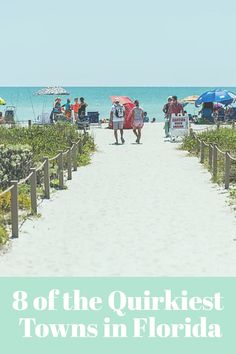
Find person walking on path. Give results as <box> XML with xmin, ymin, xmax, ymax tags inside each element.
<box><xmin>163</xmin><ymin>96</ymin><xmax>172</xmax><ymax>137</ymax></box>
<box><xmin>131</xmin><ymin>100</ymin><xmax>144</xmax><ymax>144</ymax></box>
<box><xmin>110</xmin><ymin>98</ymin><xmax>125</xmax><ymax>145</ymax></box>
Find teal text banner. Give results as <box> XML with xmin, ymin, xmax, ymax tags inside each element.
<box><xmin>0</xmin><ymin>278</ymin><xmax>235</xmax><ymax>354</ymax></box>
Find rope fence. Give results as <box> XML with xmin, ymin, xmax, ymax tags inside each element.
<box><xmin>0</xmin><ymin>135</ymin><xmax>86</xmax><ymax>238</ymax></box>
<box><xmin>190</xmin><ymin>127</ymin><xmax>236</xmax><ymax>190</ymax></box>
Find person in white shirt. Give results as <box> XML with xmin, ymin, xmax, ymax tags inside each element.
<box><xmin>110</xmin><ymin>97</ymin><xmax>125</xmax><ymax>145</ymax></box>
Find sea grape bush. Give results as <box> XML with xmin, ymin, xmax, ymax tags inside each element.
<box><xmin>0</xmin><ymin>123</ymin><xmax>95</xmax><ymax>241</ymax></box>
<box><xmin>0</xmin><ymin>123</ymin><xmax>81</xmax><ymax>160</ymax></box>
<box><xmin>182</xmin><ymin>127</ymin><xmax>236</xmax><ymax>153</ymax></box>
<box><xmin>0</xmin><ymin>145</ymin><xmax>33</xmax><ymax>189</ymax></box>
<box><xmin>181</xmin><ymin>127</ymin><xmax>236</xmax><ymax>185</ymax></box>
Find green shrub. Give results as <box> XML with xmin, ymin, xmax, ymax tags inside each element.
<box><xmin>0</xmin><ymin>145</ymin><xmax>33</xmax><ymax>189</ymax></box>
<box><xmin>0</xmin><ymin>123</ymin><xmax>81</xmax><ymax>160</ymax></box>
<box><xmin>181</xmin><ymin>127</ymin><xmax>236</xmax><ymax>185</ymax></box>
<box><xmin>0</xmin><ymin>124</ymin><xmax>95</xmax><ymax>235</ymax></box>
<box><xmin>0</xmin><ymin>225</ymin><xmax>8</xmax><ymax>246</ymax></box>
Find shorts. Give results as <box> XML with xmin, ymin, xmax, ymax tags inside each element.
<box><xmin>113</xmin><ymin>121</ymin><xmax>124</xmax><ymax>130</ymax></box>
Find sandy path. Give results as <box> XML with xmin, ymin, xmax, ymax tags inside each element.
<box><xmin>0</xmin><ymin>123</ymin><xmax>236</xmax><ymax>276</ymax></box>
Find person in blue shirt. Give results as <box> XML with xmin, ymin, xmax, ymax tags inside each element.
<box><xmin>62</xmin><ymin>98</ymin><xmax>71</xmax><ymax>119</ymax></box>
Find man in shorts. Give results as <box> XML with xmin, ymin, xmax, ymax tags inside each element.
<box><xmin>110</xmin><ymin>97</ymin><xmax>125</xmax><ymax>145</ymax></box>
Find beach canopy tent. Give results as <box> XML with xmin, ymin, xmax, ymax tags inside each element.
<box><xmin>195</xmin><ymin>89</ymin><xmax>236</xmax><ymax>107</ymax></box>
<box><xmin>0</xmin><ymin>97</ymin><xmax>6</xmax><ymax>105</ymax></box>
<box><xmin>35</xmin><ymin>86</ymin><xmax>70</xmax><ymax>96</ymax></box>
<box><xmin>110</xmin><ymin>96</ymin><xmax>135</xmax><ymax>129</ymax></box>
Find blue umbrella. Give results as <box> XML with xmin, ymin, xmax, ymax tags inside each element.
<box><xmin>195</xmin><ymin>89</ymin><xmax>236</xmax><ymax>107</ymax></box>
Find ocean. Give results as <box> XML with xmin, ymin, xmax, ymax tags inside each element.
<box><xmin>0</xmin><ymin>87</ymin><xmax>235</xmax><ymax>122</ymax></box>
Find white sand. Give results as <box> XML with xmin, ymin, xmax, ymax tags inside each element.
<box><xmin>0</xmin><ymin>123</ymin><xmax>236</xmax><ymax>276</ymax></box>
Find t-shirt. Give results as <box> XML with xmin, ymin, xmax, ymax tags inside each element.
<box><xmin>111</xmin><ymin>104</ymin><xmax>125</xmax><ymax>122</ymax></box>
<box><xmin>168</xmin><ymin>102</ymin><xmax>183</xmax><ymax>115</ymax></box>
<box><xmin>64</xmin><ymin>102</ymin><xmax>71</xmax><ymax>111</ymax></box>
<box><xmin>72</xmin><ymin>103</ymin><xmax>80</xmax><ymax>113</ymax></box>
<box><xmin>78</xmin><ymin>103</ymin><xmax>87</xmax><ymax>116</ymax></box>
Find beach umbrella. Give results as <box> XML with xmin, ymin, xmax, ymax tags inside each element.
<box><xmin>195</xmin><ymin>89</ymin><xmax>236</xmax><ymax>107</ymax></box>
<box><xmin>35</xmin><ymin>86</ymin><xmax>70</xmax><ymax>96</ymax></box>
<box><xmin>180</xmin><ymin>95</ymin><xmax>199</xmax><ymax>105</ymax></box>
<box><xmin>110</xmin><ymin>96</ymin><xmax>134</xmax><ymax>105</ymax></box>
<box><xmin>0</xmin><ymin>97</ymin><xmax>6</xmax><ymax>105</ymax></box>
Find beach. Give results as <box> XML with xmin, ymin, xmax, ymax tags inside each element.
<box><xmin>0</xmin><ymin>123</ymin><xmax>236</xmax><ymax>276</ymax></box>
<box><xmin>1</xmin><ymin>86</ymin><xmax>236</xmax><ymax>122</ymax></box>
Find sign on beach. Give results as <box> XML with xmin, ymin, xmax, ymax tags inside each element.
<box><xmin>169</xmin><ymin>114</ymin><xmax>189</xmax><ymax>139</ymax></box>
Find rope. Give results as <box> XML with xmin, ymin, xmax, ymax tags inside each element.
<box><xmin>18</xmin><ymin>172</ymin><xmax>34</xmax><ymax>185</ymax></box>
<box><xmin>36</xmin><ymin>160</ymin><xmax>46</xmax><ymax>172</ymax></box>
<box><xmin>0</xmin><ymin>185</ymin><xmax>14</xmax><ymax>197</ymax></box>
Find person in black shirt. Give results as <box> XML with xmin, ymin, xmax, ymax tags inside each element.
<box><xmin>78</xmin><ymin>97</ymin><xmax>88</xmax><ymax>119</ymax></box>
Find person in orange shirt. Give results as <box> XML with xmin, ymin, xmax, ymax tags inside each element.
<box><xmin>72</xmin><ymin>98</ymin><xmax>80</xmax><ymax>121</ymax></box>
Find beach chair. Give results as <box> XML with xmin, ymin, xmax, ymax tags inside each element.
<box><xmin>4</xmin><ymin>106</ymin><xmax>16</xmax><ymax>124</ymax></box>
<box><xmin>77</xmin><ymin>116</ymin><xmax>90</xmax><ymax>131</ymax></box>
<box><xmin>87</xmin><ymin>112</ymin><xmax>101</xmax><ymax>128</ymax></box>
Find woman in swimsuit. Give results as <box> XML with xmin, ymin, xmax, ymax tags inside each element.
<box><xmin>131</xmin><ymin>100</ymin><xmax>144</xmax><ymax>144</ymax></box>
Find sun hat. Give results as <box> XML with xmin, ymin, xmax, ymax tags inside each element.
<box><xmin>114</xmin><ymin>97</ymin><xmax>120</xmax><ymax>102</ymax></box>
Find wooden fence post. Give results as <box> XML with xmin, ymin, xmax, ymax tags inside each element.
<box><xmin>28</xmin><ymin>120</ymin><xmax>32</xmax><ymax>128</ymax></box>
<box><xmin>224</xmin><ymin>151</ymin><xmax>231</xmax><ymax>189</ymax></box>
<box><xmin>30</xmin><ymin>168</ymin><xmax>37</xmax><ymax>214</ymax></box>
<box><xmin>78</xmin><ymin>139</ymin><xmax>83</xmax><ymax>154</ymax></box>
<box><xmin>58</xmin><ymin>150</ymin><xmax>64</xmax><ymax>189</ymax></box>
<box><xmin>200</xmin><ymin>141</ymin><xmax>205</xmax><ymax>163</ymax></box>
<box><xmin>217</xmin><ymin>122</ymin><xmax>220</xmax><ymax>130</ymax></box>
<box><xmin>232</xmin><ymin>121</ymin><xmax>235</xmax><ymax>130</ymax></box>
<box><xmin>196</xmin><ymin>139</ymin><xmax>200</xmax><ymax>155</ymax></box>
<box><xmin>67</xmin><ymin>148</ymin><xmax>72</xmax><ymax>180</ymax></box>
<box><xmin>43</xmin><ymin>157</ymin><xmax>50</xmax><ymax>199</ymax></box>
<box><xmin>11</xmin><ymin>181</ymin><xmax>19</xmax><ymax>238</ymax></box>
<box><xmin>208</xmin><ymin>144</ymin><xmax>213</xmax><ymax>169</ymax></box>
<box><xmin>212</xmin><ymin>144</ymin><xmax>218</xmax><ymax>179</ymax></box>
<box><xmin>72</xmin><ymin>143</ymin><xmax>77</xmax><ymax>171</ymax></box>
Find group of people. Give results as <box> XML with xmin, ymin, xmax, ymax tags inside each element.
<box><xmin>109</xmin><ymin>96</ymin><xmax>185</xmax><ymax>145</ymax></box>
<box><xmin>110</xmin><ymin>98</ymin><xmax>145</xmax><ymax>145</ymax></box>
<box><xmin>50</xmin><ymin>97</ymin><xmax>88</xmax><ymax>123</ymax></box>
<box><xmin>162</xmin><ymin>96</ymin><xmax>184</xmax><ymax>138</ymax></box>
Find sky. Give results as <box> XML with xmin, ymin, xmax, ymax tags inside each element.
<box><xmin>0</xmin><ymin>0</ymin><xmax>236</xmax><ymax>86</ymax></box>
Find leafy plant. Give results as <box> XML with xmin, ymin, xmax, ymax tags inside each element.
<box><xmin>181</xmin><ymin>127</ymin><xmax>236</xmax><ymax>186</ymax></box>
<box><xmin>0</xmin><ymin>145</ymin><xmax>33</xmax><ymax>189</ymax></box>
<box><xmin>0</xmin><ymin>225</ymin><xmax>8</xmax><ymax>246</ymax></box>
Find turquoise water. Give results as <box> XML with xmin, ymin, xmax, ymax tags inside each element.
<box><xmin>0</xmin><ymin>87</ymin><xmax>236</xmax><ymax>122</ymax></box>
